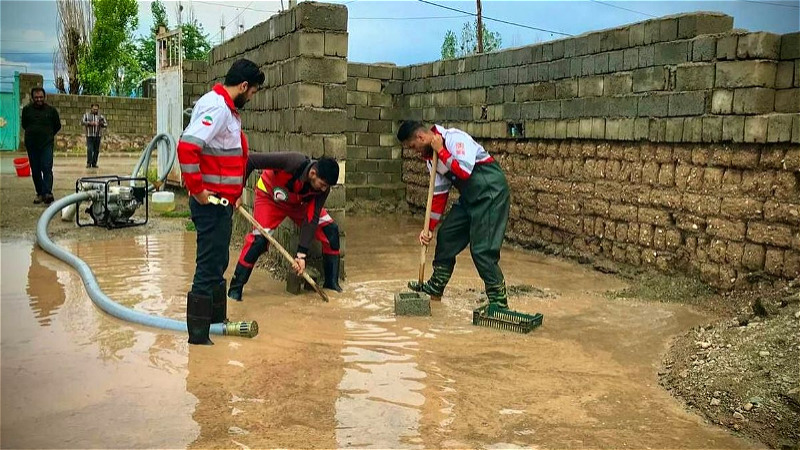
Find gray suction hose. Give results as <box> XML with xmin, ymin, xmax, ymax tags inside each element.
<box><xmin>131</xmin><ymin>132</ymin><xmax>176</xmax><ymax>191</ymax></box>
<box><xmin>34</xmin><ymin>135</ymin><xmax>258</xmax><ymax>339</ymax></box>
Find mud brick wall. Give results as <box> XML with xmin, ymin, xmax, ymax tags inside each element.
<box><xmin>345</xmin><ymin>62</ymin><xmax>405</xmax><ymax>201</ymax></box>
<box><xmin>399</xmin><ymin>13</ymin><xmax>800</xmax><ymax>287</ymax></box>
<box><xmin>206</xmin><ymin>2</ymin><xmax>349</xmax><ymax>278</ymax></box>
<box><xmin>182</xmin><ymin>60</ymin><xmax>209</xmax><ymax>128</ymax></box>
<box><xmin>17</xmin><ymin>73</ymin><xmax>156</xmax><ymax>153</ymax></box>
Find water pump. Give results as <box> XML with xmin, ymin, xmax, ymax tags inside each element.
<box><xmin>75</xmin><ymin>175</ymin><xmax>149</xmax><ymax>229</ymax></box>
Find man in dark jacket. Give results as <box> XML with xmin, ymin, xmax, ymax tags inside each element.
<box><xmin>21</xmin><ymin>87</ymin><xmax>61</xmax><ymax>204</ymax></box>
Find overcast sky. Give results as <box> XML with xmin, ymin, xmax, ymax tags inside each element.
<box><xmin>1</xmin><ymin>0</ymin><xmax>798</xmax><ymax>92</ymax></box>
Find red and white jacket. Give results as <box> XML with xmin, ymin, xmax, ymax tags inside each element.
<box><xmin>177</xmin><ymin>84</ymin><xmax>249</xmax><ymax>204</ymax></box>
<box><xmin>427</xmin><ymin>125</ymin><xmax>494</xmax><ymax>230</ymax></box>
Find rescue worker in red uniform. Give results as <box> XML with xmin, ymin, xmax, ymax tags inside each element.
<box><xmin>177</xmin><ymin>59</ymin><xmax>264</xmax><ymax>345</ymax></box>
<box><xmin>227</xmin><ymin>152</ymin><xmax>342</xmax><ymax>301</ymax></box>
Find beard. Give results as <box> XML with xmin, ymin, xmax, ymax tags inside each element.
<box><xmin>233</xmin><ymin>93</ymin><xmax>249</xmax><ymax>109</ymax></box>
<box><xmin>422</xmin><ymin>145</ymin><xmax>434</xmax><ymax>159</ymax></box>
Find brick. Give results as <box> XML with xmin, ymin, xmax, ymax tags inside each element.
<box><xmin>721</xmin><ymin>197</ymin><xmax>763</xmax><ymax>219</ymax></box>
<box><xmin>775</xmin><ymin>89</ymin><xmax>800</xmax><ymax>113</ymax></box>
<box><xmin>779</xmin><ymin>31</ymin><xmax>800</xmax><ymax>59</ymax></box>
<box><xmin>767</xmin><ymin>114</ymin><xmax>793</xmax><ymax>142</ymax></box>
<box><xmin>578</xmin><ymin>76</ymin><xmax>604</xmax><ymax>97</ymax></box>
<box><xmin>742</xmin><ymin>243</ymin><xmax>766</xmax><ymax>270</ymax></box>
<box><xmin>678</xmin><ymin>13</ymin><xmax>733</xmax><ymax>39</ymax></box>
<box><xmin>711</xmin><ymin>90</ymin><xmax>734</xmax><ymax>114</ymax></box>
<box><xmin>356</xmin><ymin>78</ymin><xmax>382</xmax><ymax>93</ymax></box>
<box><xmin>737</xmin><ymin>32</ymin><xmax>781</xmax><ymax>59</ymax></box>
<box><xmin>748</xmin><ymin>222</ymin><xmax>793</xmax><ymax>247</ymax></box>
<box><xmin>632</xmin><ymin>67</ymin><xmax>668</xmax><ymax>92</ymax></box>
<box><xmin>707</xmin><ymin>218</ymin><xmax>746</xmax><ymax>240</ymax></box>
<box><xmin>692</xmin><ymin>36</ymin><xmax>717</xmax><ymax>61</ymax></box>
<box><xmin>732</xmin><ymin>88</ymin><xmax>775</xmax><ymax>114</ymax></box>
<box><xmin>715</xmin><ymin>61</ymin><xmax>777</xmax><ymax>88</ymax></box>
<box><xmin>744</xmin><ymin>116</ymin><xmax>768</xmax><ymax>143</ymax></box>
<box><xmin>676</xmin><ymin>63</ymin><xmax>715</xmax><ymax>91</ymax></box>
<box><xmin>722</xmin><ymin>116</ymin><xmax>745</xmax><ymax>142</ymax></box>
<box><xmin>776</xmin><ymin>61</ymin><xmax>795</xmax><ymax>90</ymax></box>
<box><xmin>764</xmin><ymin>201</ymin><xmax>800</xmax><ymax>225</ymax></box>
<box><xmin>669</xmin><ymin>91</ymin><xmax>708</xmax><ymax>116</ymax></box>
<box><xmin>604</xmin><ymin>73</ymin><xmax>632</xmax><ymax>95</ymax></box>
<box><xmin>654</xmin><ymin>40</ymin><xmax>689</xmax><ymax>66</ymax></box>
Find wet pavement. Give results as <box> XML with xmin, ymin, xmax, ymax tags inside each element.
<box><xmin>1</xmin><ymin>213</ymin><xmax>764</xmax><ymax>449</ymax></box>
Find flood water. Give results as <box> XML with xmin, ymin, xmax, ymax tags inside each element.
<box><xmin>1</xmin><ymin>216</ymin><xmax>761</xmax><ymax>449</ymax></box>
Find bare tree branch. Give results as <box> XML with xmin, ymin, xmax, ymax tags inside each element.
<box><xmin>56</xmin><ymin>0</ymin><xmax>94</xmax><ymax>94</ymax></box>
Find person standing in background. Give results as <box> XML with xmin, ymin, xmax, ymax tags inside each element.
<box><xmin>20</xmin><ymin>87</ymin><xmax>61</xmax><ymax>205</ymax></box>
<box><xmin>82</xmin><ymin>103</ymin><xmax>107</xmax><ymax>168</ymax></box>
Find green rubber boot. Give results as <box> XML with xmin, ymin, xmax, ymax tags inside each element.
<box><xmin>486</xmin><ymin>282</ymin><xmax>509</xmax><ymax>309</ymax></box>
<box><xmin>408</xmin><ymin>264</ymin><xmax>453</xmax><ymax>301</ymax></box>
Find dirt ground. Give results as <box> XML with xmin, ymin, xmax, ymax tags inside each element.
<box><xmin>1</xmin><ymin>154</ymin><xmax>798</xmax><ymax>449</ymax></box>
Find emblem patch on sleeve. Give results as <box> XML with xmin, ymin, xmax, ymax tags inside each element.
<box><xmin>455</xmin><ymin>142</ymin><xmax>465</xmax><ymax>155</ymax></box>
<box><xmin>201</xmin><ymin>115</ymin><xmax>213</xmax><ymax>126</ymax></box>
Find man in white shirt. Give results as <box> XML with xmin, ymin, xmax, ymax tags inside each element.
<box><xmin>81</xmin><ymin>103</ymin><xmax>107</xmax><ymax>168</ymax></box>
<box><xmin>397</xmin><ymin>121</ymin><xmax>511</xmax><ymax>309</ymax></box>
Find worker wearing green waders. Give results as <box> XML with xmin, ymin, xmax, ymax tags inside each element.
<box><xmin>397</xmin><ymin>121</ymin><xmax>511</xmax><ymax>309</ymax></box>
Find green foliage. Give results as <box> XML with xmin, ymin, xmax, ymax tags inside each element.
<box><xmin>440</xmin><ymin>20</ymin><xmax>502</xmax><ymax>60</ymax></box>
<box><xmin>79</xmin><ymin>0</ymin><xmax>138</xmax><ymax>94</ymax></box>
<box><xmin>136</xmin><ymin>1</ymin><xmax>211</xmax><ymax>75</ymax></box>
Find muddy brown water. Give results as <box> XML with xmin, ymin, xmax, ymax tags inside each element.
<box><xmin>1</xmin><ymin>215</ymin><xmax>764</xmax><ymax>449</ymax></box>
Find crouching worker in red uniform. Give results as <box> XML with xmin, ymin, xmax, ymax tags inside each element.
<box><xmin>227</xmin><ymin>152</ymin><xmax>342</xmax><ymax>302</ymax></box>
<box><xmin>177</xmin><ymin>59</ymin><xmax>264</xmax><ymax>345</ymax></box>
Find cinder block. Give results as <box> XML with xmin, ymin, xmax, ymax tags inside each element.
<box><xmin>675</xmin><ymin>63</ymin><xmax>715</xmax><ymax>91</ymax></box>
<box><xmin>702</xmin><ymin>116</ymin><xmax>723</xmax><ymax>142</ymax></box>
<box><xmin>737</xmin><ymin>32</ymin><xmax>781</xmax><ymax>59</ymax></box>
<box><xmin>767</xmin><ymin>114</ymin><xmax>793</xmax><ymax>142</ymax></box>
<box><xmin>623</xmin><ymin>48</ymin><xmax>639</xmax><ymax>70</ymax></box>
<box><xmin>666</xmin><ymin>117</ymin><xmax>685</xmax><ymax>141</ymax></box>
<box><xmin>635</xmin><ymin>118</ymin><xmax>650</xmax><ymax>140</ymax></box>
<box><xmin>682</xmin><ymin>117</ymin><xmax>702</xmax><ymax>142</ymax></box>
<box><xmin>744</xmin><ymin>115</ymin><xmax>768</xmax><ymax>143</ymax></box>
<box><xmin>711</xmin><ymin>89</ymin><xmax>734</xmax><ymax>114</ymax></box>
<box><xmin>733</xmin><ymin>87</ymin><xmax>775</xmax><ymax>114</ymax></box>
<box><xmin>324</xmin><ymin>85</ymin><xmax>347</xmax><ymax>109</ymax></box>
<box><xmin>715</xmin><ymin>60</ymin><xmax>776</xmax><ymax>88</ymax></box>
<box><xmin>654</xmin><ymin>40</ymin><xmax>689</xmax><ymax>66</ymax></box>
<box><xmin>554</xmin><ymin>79</ymin><xmax>578</xmax><ymax>99</ymax></box>
<box><xmin>678</xmin><ymin>13</ymin><xmax>733</xmax><ymax>39</ymax></box>
<box><xmin>604</xmin><ymin>73</ymin><xmax>632</xmax><ymax>95</ymax></box>
<box><xmin>776</xmin><ymin>61</ymin><xmax>795</xmax><ymax>90</ymax></box>
<box><xmin>780</xmin><ymin>31</ymin><xmax>800</xmax><ymax>60</ymax></box>
<box><xmin>775</xmin><ymin>88</ymin><xmax>800</xmax><ymax>112</ymax></box>
<box><xmin>292</xmin><ymin>31</ymin><xmax>325</xmax><ymax>57</ymax></box>
<box><xmin>659</xmin><ymin>17</ymin><xmax>679</xmax><ymax>42</ymax></box>
<box><xmin>348</xmin><ymin>63</ymin><xmax>369</xmax><ymax>78</ymax></box>
<box><xmin>298</xmin><ymin>57</ymin><xmax>347</xmax><ymax>83</ymax></box>
<box><xmin>289</xmin><ymin>83</ymin><xmax>324</xmax><ymax>107</ymax></box>
<box><xmin>633</xmin><ymin>67</ymin><xmax>668</xmax><ymax>93</ymax></box>
<box><xmin>578</xmin><ymin>76</ymin><xmax>604</xmax><ymax>97</ymax></box>
<box><xmin>356</xmin><ymin>77</ymin><xmax>382</xmax><ymax>93</ymax></box>
<box><xmin>722</xmin><ymin>116</ymin><xmax>745</xmax><ymax>142</ymax></box>
<box><xmin>295</xmin><ymin>2</ymin><xmax>348</xmax><ymax>31</ymax></box>
<box><xmin>608</xmin><ymin>50</ymin><xmax>624</xmax><ymax>72</ymax></box>
<box><xmin>638</xmin><ymin>93</ymin><xmax>669</xmax><ymax>117</ymax></box>
<box><xmin>692</xmin><ymin>36</ymin><xmax>717</xmax><ymax>62</ymax></box>
<box><xmin>716</xmin><ymin>35</ymin><xmax>738</xmax><ymax>60</ymax></box>
<box><xmin>794</xmin><ymin>115</ymin><xmax>800</xmax><ymax>143</ymax></box>
<box><xmin>639</xmin><ymin>45</ymin><xmax>655</xmax><ymax>67</ymax></box>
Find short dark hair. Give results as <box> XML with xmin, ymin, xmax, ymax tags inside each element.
<box><xmin>31</xmin><ymin>87</ymin><xmax>45</xmax><ymax>97</ymax></box>
<box><xmin>396</xmin><ymin>121</ymin><xmax>426</xmax><ymax>142</ymax></box>
<box><xmin>224</xmin><ymin>59</ymin><xmax>265</xmax><ymax>87</ymax></box>
<box><xmin>91</xmin><ymin>103</ymin><xmax>99</xmax><ymax>108</ymax></box>
<box><xmin>316</xmin><ymin>157</ymin><xmax>340</xmax><ymax>186</ymax></box>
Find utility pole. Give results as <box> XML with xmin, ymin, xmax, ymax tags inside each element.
<box><xmin>476</xmin><ymin>0</ymin><xmax>483</xmax><ymax>53</ymax></box>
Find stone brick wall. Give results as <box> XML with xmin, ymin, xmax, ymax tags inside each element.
<box><xmin>206</xmin><ymin>1</ymin><xmax>349</xmax><ymax>277</ymax></box>
<box><xmin>396</xmin><ymin>13</ymin><xmax>800</xmax><ymax>286</ymax></box>
<box><xmin>183</xmin><ymin>59</ymin><xmax>209</xmax><ymax>128</ymax></box>
<box><xmin>345</xmin><ymin>62</ymin><xmax>405</xmax><ymax>201</ymax></box>
<box><xmin>17</xmin><ymin>73</ymin><xmax>156</xmax><ymax>153</ymax></box>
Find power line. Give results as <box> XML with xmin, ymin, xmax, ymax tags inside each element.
<box><xmin>193</xmin><ymin>1</ymin><xmax>278</xmax><ymax>13</ymax></box>
<box><xmin>739</xmin><ymin>0</ymin><xmax>800</xmax><ymax>7</ymax></box>
<box><xmin>213</xmin><ymin>0</ymin><xmax>257</xmax><ymax>43</ymax></box>
<box><xmin>589</xmin><ymin>0</ymin><xmax>656</xmax><ymax>18</ymax></box>
<box><xmin>350</xmin><ymin>14</ymin><xmax>471</xmax><ymax>20</ymax></box>
<box><xmin>416</xmin><ymin>0</ymin><xmax>572</xmax><ymax>36</ymax></box>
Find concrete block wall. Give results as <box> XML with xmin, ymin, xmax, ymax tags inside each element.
<box><xmin>345</xmin><ymin>62</ymin><xmax>405</xmax><ymax>201</ymax></box>
<box><xmin>206</xmin><ymin>1</ymin><xmax>349</xmax><ymax>279</ymax></box>
<box><xmin>182</xmin><ymin>60</ymin><xmax>209</xmax><ymax>128</ymax></box>
<box><xmin>17</xmin><ymin>73</ymin><xmax>156</xmax><ymax>153</ymax></box>
<box><xmin>396</xmin><ymin>13</ymin><xmax>800</xmax><ymax>286</ymax></box>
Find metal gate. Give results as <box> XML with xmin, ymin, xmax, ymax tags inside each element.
<box><xmin>156</xmin><ymin>27</ymin><xmax>184</xmax><ymax>185</ymax></box>
<box><xmin>0</xmin><ymin>72</ymin><xmax>20</xmax><ymax>151</ymax></box>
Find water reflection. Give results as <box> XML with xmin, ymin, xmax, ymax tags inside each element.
<box><xmin>26</xmin><ymin>245</ymin><xmax>67</xmax><ymax>326</ymax></box>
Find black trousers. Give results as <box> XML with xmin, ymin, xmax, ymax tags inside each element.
<box><xmin>27</xmin><ymin>143</ymin><xmax>53</xmax><ymax>197</ymax></box>
<box><xmin>86</xmin><ymin>136</ymin><xmax>101</xmax><ymax>166</ymax></box>
<box><xmin>189</xmin><ymin>197</ymin><xmax>234</xmax><ymax>297</ymax></box>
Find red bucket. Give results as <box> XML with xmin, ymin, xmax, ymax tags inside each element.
<box><xmin>13</xmin><ymin>157</ymin><xmax>31</xmax><ymax>177</ymax></box>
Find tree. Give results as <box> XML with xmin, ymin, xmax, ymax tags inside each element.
<box><xmin>78</xmin><ymin>0</ymin><xmax>139</xmax><ymax>95</ymax></box>
<box><xmin>136</xmin><ymin>2</ymin><xmax>211</xmax><ymax>75</ymax></box>
<box><xmin>54</xmin><ymin>0</ymin><xmax>93</xmax><ymax>94</ymax></box>
<box><xmin>112</xmin><ymin>39</ymin><xmax>146</xmax><ymax>97</ymax></box>
<box><xmin>440</xmin><ymin>20</ymin><xmax>502</xmax><ymax>60</ymax></box>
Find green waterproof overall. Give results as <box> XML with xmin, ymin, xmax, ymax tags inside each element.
<box><xmin>413</xmin><ymin>161</ymin><xmax>511</xmax><ymax>307</ymax></box>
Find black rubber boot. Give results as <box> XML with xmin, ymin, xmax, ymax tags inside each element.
<box><xmin>407</xmin><ymin>264</ymin><xmax>453</xmax><ymax>301</ymax></box>
<box><xmin>187</xmin><ymin>291</ymin><xmax>214</xmax><ymax>345</ymax></box>
<box><xmin>227</xmin><ymin>263</ymin><xmax>252</xmax><ymax>302</ymax></box>
<box><xmin>211</xmin><ymin>279</ymin><xmax>228</xmax><ymax>324</ymax></box>
<box><xmin>322</xmin><ymin>254</ymin><xmax>343</xmax><ymax>292</ymax></box>
<box><xmin>486</xmin><ymin>282</ymin><xmax>509</xmax><ymax>309</ymax></box>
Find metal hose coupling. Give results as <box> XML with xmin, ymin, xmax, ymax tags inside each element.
<box><xmin>224</xmin><ymin>320</ymin><xmax>259</xmax><ymax>338</ymax></box>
